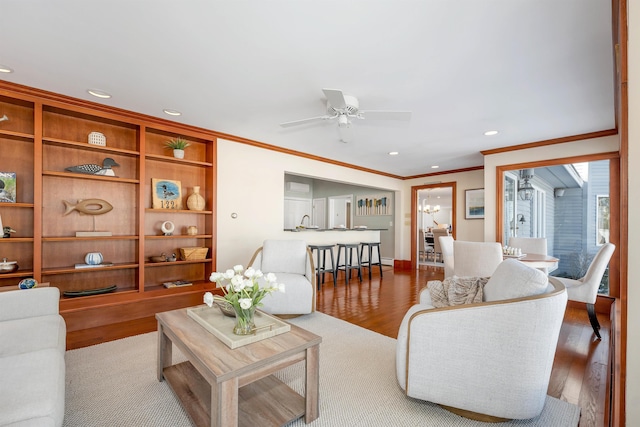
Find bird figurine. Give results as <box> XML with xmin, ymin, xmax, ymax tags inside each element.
<box><xmin>65</xmin><ymin>158</ymin><xmax>120</xmax><ymax>176</ymax></box>
<box><xmin>3</xmin><ymin>226</ymin><xmax>16</xmax><ymax>238</ymax></box>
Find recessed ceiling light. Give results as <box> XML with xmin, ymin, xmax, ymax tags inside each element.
<box><xmin>484</xmin><ymin>130</ymin><xmax>499</xmax><ymax>136</ymax></box>
<box><xmin>431</xmin><ymin>165</ymin><xmax>439</xmax><ymax>169</ymax></box>
<box><xmin>87</xmin><ymin>89</ymin><xmax>112</xmax><ymax>99</ymax></box>
<box><xmin>0</xmin><ymin>65</ymin><xmax>14</xmax><ymax>73</ymax></box>
<box><xmin>388</xmin><ymin>151</ymin><xmax>399</xmax><ymax>156</ymax></box>
<box><xmin>163</xmin><ymin>109</ymin><xmax>182</xmax><ymax>116</ymax></box>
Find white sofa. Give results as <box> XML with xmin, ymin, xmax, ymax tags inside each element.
<box><xmin>396</xmin><ymin>259</ymin><xmax>567</xmax><ymax>421</ymax></box>
<box><xmin>0</xmin><ymin>287</ymin><xmax>66</xmax><ymax>427</ymax></box>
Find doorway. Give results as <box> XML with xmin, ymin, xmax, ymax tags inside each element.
<box><xmin>328</xmin><ymin>195</ymin><xmax>352</xmax><ymax>229</ymax></box>
<box><xmin>410</xmin><ymin>182</ymin><xmax>457</xmax><ymax>269</ymax></box>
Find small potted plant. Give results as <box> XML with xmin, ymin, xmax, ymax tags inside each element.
<box><xmin>165</xmin><ymin>137</ymin><xmax>190</xmax><ymax>159</ymax></box>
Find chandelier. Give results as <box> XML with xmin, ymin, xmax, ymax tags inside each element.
<box><xmin>421</xmin><ymin>194</ymin><xmax>440</xmax><ymax>214</ymax></box>
<box><xmin>424</xmin><ymin>204</ymin><xmax>440</xmax><ymax>214</ymax></box>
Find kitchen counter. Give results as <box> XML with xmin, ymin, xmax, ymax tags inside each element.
<box><xmin>283</xmin><ymin>228</ymin><xmax>385</xmax><ymax>246</ymax></box>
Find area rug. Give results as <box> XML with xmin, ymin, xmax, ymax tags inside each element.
<box><xmin>63</xmin><ymin>312</ymin><xmax>580</xmax><ymax>427</ymax></box>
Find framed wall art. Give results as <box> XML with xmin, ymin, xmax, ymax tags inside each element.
<box><xmin>356</xmin><ymin>193</ymin><xmax>392</xmax><ymax>216</ymax></box>
<box><xmin>152</xmin><ymin>179</ymin><xmax>183</xmax><ymax>210</ymax></box>
<box><xmin>0</xmin><ymin>172</ymin><xmax>16</xmax><ymax>203</ymax></box>
<box><xmin>465</xmin><ymin>188</ymin><xmax>485</xmax><ymax>219</ymax></box>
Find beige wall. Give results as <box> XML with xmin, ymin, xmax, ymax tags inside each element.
<box><xmin>216</xmin><ymin>139</ymin><xmax>403</xmax><ymax>268</ymax></box>
<box><xmin>403</xmin><ymin>169</ymin><xmax>485</xmax><ymax>246</ymax></box>
<box><xmin>627</xmin><ymin>2</ymin><xmax>639</xmax><ymax>424</ymax></box>
<box><xmin>216</xmin><ymin>138</ymin><xmax>487</xmax><ymax>269</ymax></box>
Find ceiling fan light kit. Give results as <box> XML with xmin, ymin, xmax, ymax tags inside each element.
<box><xmin>280</xmin><ymin>88</ymin><xmax>411</xmax><ymax>143</ymax></box>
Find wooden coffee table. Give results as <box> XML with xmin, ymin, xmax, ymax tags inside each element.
<box><xmin>156</xmin><ymin>308</ymin><xmax>322</xmax><ymax>427</ymax></box>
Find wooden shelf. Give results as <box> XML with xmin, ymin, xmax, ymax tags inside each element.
<box><xmin>42</xmin><ymin>262</ymin><xmax>139</xmax><ymax>275</ymax></box>
<box><xmin>0</xmin><ymin>237</ymin><xmax>34</xmax><ymax>243</ymax></box>
<box><xmin>0</xmin><ymin>270</ymin><xmax>34</xmax><ymax>279</ymax></box>
<box><xmin>1</xmin><ymin>81</ymin><xmax>217</xmax><ymax>335</ymax></box>
<box><xmin>145</xmin><ymin>153</ymin><xmax>213</xmax><ymax>167</ymax></box>
<box><xmin>0</xmin><ymin>203</ymin><xmax>34</xmax><ymax>208</ymax></box>
<box><xmin>43</xmin><ymin>136</ymin><xmax>140</xmax><ymax>156</ymax></box>
<box><xmin>42</xmin><ymin>235</ymin><xmax>139</xmax><ymax>242</ymax></box>
<box><xmin>145</xmin><ymin>208</ymin><xmax>213</xmax><ymax>214</ymax></box>
<box><xmin>145</xmin><ymin>259</ymin><xmax>212</xmax><ymax>268</ymax></box>
<box><xmin>42</xmin><ymin>170</ymin><xmax>140</xmax><ymax>184</ymax></box>
<box><xmin>0</xmin><ymin>129</ymin><xmax>34</xmax><ymax>140</ymax></box>
<box><xmin>145</xmin><ymin>234</ymin><xmax>212</xmax><ymax>240</ymax></box>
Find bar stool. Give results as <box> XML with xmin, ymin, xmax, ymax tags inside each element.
<box><xmin>360</xmin><ymin>241</ymin><xmax>383</xmax><ymax>279</ymax></box>
<box><xmin>308</xmin><ymin>244</ymin><xmax>337</xmax><ymax>288</ymax></box>
<box><xmin>336</xmin><ymin>243</ymin><xmax>362</xmax><ymax>285</ymax></box>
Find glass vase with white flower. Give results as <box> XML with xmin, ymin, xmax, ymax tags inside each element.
<box><xmin>204</xmin><ymin>265</ymin><xmax>285</xmax><ymax>335</ymax></box>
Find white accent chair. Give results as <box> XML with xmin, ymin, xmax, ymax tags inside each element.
<box><xmin>247</xmin><ymin>239</ymin><xmax>316</xmax><ymax>316</ymax></box>
<box><xmin>452</xmin><ymin>240</ymin><xmax>503</xmax><ymax>277</ymax></box>
<box><xmin>509</xmin><ymin>237</ymin><xmax>549</xmax><ymax>273</ymax></box>
<box><xmin>548</xmin><ymin>242</ymin><xmax>615</xmax><ymax>339</ymax></box>
<box><xmin>396</xmin><ymin>259</ymin><xmax>567</xmax><ymax>421</ymax></box>
<box><xmin>439</xmin><ymin>235</ymin><xmax>454</xmax><ymax>278</ymax></box>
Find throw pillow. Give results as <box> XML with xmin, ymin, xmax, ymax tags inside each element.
<box><xmin>483</xmin><ymin>259</ymin><xmax>548</xmax><ymax>302</ymax></box>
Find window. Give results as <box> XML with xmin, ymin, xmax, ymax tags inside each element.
<box><xmin>596</xmin><ymin>195</ymin><xmax>610</xmax><ymax>245</ymax></box>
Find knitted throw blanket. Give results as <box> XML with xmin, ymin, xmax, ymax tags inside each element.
<box><xmin>428</xmin><ymin>276</ymin><xmax>490</xmax><ymax>308</ymax></box>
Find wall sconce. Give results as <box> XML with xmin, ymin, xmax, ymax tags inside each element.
<box><xmin>554</xmin><ymin>188</ymin><xmax>565</xmax><ymax>198</ymax></box>
<box><xmin>517</xmin><ymin>214</ymin><xmax>526</xmax><ymax>224</ymax></box>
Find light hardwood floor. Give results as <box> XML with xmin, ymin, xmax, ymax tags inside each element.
<box><xmin>316</xmin><ymin>265</ymin><xmax>609</xmax><ymax>427</ymax></box>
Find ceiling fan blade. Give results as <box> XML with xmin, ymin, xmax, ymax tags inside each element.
<box><xmin>322</xmin><ymin>88</ymin><xmax>347</xmax><ymax>109</ymax></box>
<box><xmin>359</xmin><ymin>110</ymin><xmax>412</xmax><ymax>121</ymax></box>
<box><xmin>280</xmin><ymin>115</ymin><xmax>335</xmax><ymax>127</ymax></box>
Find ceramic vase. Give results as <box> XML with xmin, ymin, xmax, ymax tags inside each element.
<box><xmin>232</xmin><ymin>304</ymin><xmax>256</xmax><ymax>335</ymax></box>
<box><xmin>187</xmin><ymin>186</ymin><xmax>205</xmax><ymax>211</ymax></box>
<box><xmin>172</xmin><ymin>149</ymin><xmax>185</xmax><ymax>159</ymax></box>
<box><xmin>85</xmin><ymin>252</ymin><xmax>103</xmax><ymax>265</ymax></box>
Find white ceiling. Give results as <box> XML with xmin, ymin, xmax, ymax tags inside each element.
<box><xmin>0</xmin><ymin>1</ymin><xmax>615</xmax><ymax>177</ymax></box>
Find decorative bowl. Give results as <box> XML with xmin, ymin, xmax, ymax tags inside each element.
<box><xmin>150</xmin><ymin>255</ymin><xmax>167</xmax><ymax>263</ymax></box>
<box><xmin>18</xmin><ymin>278</ymin><xmax>38</xmax><ymax>289</ymax></box>
<box><xmin>0</xmin><ymin>259</ymin><xmax>18</xmax><ymax>274</ymax></box>
<box><xmin>213</xmin><ymin>296</ymin><xmax>236</xmax><ymax>317</ymax></box>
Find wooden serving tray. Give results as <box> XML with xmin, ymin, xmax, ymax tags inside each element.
<box><xmin>186</xmin><ymin>305</ymin><xmax>291</xmax><ymax>349</ymax></box>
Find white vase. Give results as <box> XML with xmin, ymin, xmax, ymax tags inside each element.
<box><xmin>173</xmin><ymin>149</ymin><xmax>185</xmax><ymax>159</ymax></box>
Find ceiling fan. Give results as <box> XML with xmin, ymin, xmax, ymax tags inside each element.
<box><xmin>280</xmin><ymin>88</ymin><xmax>412</xmax><ymax>143</ymax></box>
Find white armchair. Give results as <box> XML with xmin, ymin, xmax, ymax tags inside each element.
<box><xmin>247</xmin><ymin>239</ymin><xmax>316</xmax><ymax>316</ymax></box>
<box><xmin>439</xmin><ymin>235</ymin><xmax>454</xmax><ymax>278</ymax></box>
<box><xmin>396</xmin><ymin>259</ymin><xmax>567</xmax><ymax>421</ymax></box>
<box><xmin>548</xmin><ymin>242</ymin><xmax>615</xmax><ymax>339</ymax></box>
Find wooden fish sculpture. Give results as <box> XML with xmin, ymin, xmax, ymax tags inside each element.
<box><xmin>63</xmin><ymin>199</ymin><xmax>113</xmax><ymax>216</ymax></box>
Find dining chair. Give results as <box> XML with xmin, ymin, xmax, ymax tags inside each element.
<box><xmin>431</xmin><ymin>228</ymin><xmax>449</xmax><ymax>262</ymax></box>
<box><xmin>548</xmin><ymin>242</ymin><xmax>615</xmax><ymax>339</ymax></box>
<box><xmin>453</xmin><ymin>241</ymin><xmax>503</xmax><ymax>277</ymax></box>
<box><xmin>508</xmin><ymin>237</ymin><xmax>549</xmax><ymax>273</ymax></box>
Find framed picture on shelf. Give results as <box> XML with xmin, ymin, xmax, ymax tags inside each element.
<box><xmin>356</xmin><ymin>193</ymin><xmax>392</xmax><ymax>216</ymax></box>
<box><xmin>152</xmin><ymin>179</ymin><xmax>183</xmax><ymax>210</ymax></box>
<box><xmin>0</xmin><ymin>172</ymin><xmax>16</xmax><ymax>203</ymax></box>
<box><xmin>465</xmin><ymin>188</ymin><xmax>485</xmax><ymax>219</ymax></box>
